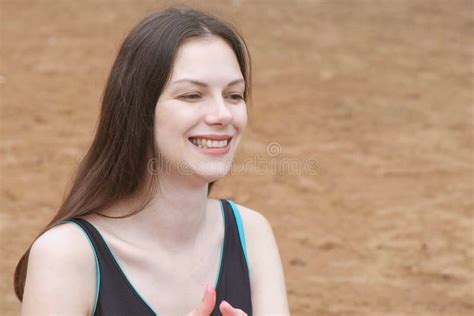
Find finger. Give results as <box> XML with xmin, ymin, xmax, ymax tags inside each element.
<box><xmin>219</xmin><ymin>300</ymin><xmax>247</xmax><ymax>316</ymax></box>
<box><xmin>190</xmin><ymin>285</ymin><xmax>216</xmax><ymax>315</ymax></box>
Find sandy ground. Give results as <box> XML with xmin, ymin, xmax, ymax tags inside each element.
<box><xmin>1</xmin><ymin>0</ymin><xmax>473</xmax><ymax>315</ymax></box>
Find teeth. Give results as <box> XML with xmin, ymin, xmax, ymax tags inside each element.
<box><xmin>190</xmin><ymin>138</ymin><xmax>229</xmax><ymax>148</ymax></box>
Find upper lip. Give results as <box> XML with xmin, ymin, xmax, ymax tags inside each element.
<box><xmin>188</xmin><ymin>134</ymin><xmax>233</xmax><ymax>140</ymax></box>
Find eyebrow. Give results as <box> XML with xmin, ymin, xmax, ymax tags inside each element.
<box><xmin>171</xmin><ymin>78</ymin><xmax>245</xmax><ymax>87</ymax></box>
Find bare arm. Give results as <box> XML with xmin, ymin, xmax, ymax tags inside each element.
<box><xmin>21</xmin><ymin>223</ymin><xmax>96</xmax><ymax>315</ymax></box>
<box><xmin>238</xmin><ymin>204</ymin><xmax>290</xmax><ymax>315</ymax></box>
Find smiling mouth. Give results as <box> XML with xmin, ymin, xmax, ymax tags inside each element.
<box><xmin>188</xmin><ymin>137</ymin><xmax>233</xmax><ymax>149</ymax></box>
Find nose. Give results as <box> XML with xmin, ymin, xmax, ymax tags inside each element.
<box><xmin>204</xmin><ymin>96</ymin><xmax>233</xmax><ymax>126</ymax></box>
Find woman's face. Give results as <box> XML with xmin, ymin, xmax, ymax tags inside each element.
<box><xmin>154</xmin><ymin>36</ymin><xmax>247</xmax><ymax>184</ymax></box>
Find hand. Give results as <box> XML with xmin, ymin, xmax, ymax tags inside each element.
<box><xmin>219</xmin><ymin>300</ymin><xmax>248</xmax><ymax>316</ymax></box>
<box><xmin>188</xmin><ymin>285</ymin><xmax>216</xmax><ymax>316</ymax></box>
<box><xmin>188</xmin><ymin>285</ymin><xmax>248</xmax><ymax>316</ymax></box>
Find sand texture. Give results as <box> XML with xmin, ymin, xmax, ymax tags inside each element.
<box><xmin>1</xmin><ymin>0</ymin><xmax>473</xmax><ymax>315</ymax></box>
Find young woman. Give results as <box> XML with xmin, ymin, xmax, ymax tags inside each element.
<box><xmin>15</xmin><ymin>6</ymin><xmax>289</xmax><ymax>315</ymax></box>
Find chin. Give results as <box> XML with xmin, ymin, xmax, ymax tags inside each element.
<box><xmin>193</xmin><ymin>162</ymin><xmax>232</xmax><ymax>182</ymax></box>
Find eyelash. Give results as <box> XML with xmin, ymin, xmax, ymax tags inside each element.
<box><xmin>181</xmin><ymin>93</ymin><xmax>244</xmax><ymax>101</ymax></box>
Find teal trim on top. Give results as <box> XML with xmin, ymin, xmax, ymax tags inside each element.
<box><xmin>227</xmin><ymin>200</ymin><xmax>250</xmax><ymax>272</ymax></box>
<box><xmin>215</xmin><ymin>200</ymin><xmax>226</xmax><ymax>288</ymax></box>
<box><xmin>98</xmin><ymin>230</ymin><xmax>159</xmax><ymax>316</ymax></box>
<box><xmin>63</xmin><ymin>220</ymin><xmax>101</xmax><ymax>316</ymax></box>
<box><xmin>60</xmin><ymin>201</ymin><xmax>230</xmax><ymax>314</ymax></box>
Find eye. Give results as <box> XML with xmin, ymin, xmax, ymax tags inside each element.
<box><xmin>180</xmin><ymin>93</ymin><xmax>202</xmax><ymax>100</ymax></box>
<box><xmin>227</xmin><ymin>94</ymin><xmax>244</xmax><ymax>101</ymax></box>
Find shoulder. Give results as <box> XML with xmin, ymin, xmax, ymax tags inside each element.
<box><xmin>22</xmin><ymin>222</ymin><xmax>96</xmax><ymax>315</ymax></box>
<box><xmin>230</xmin><ymin>202</ymin><xmax>274</xmax><ymax>244</ymax></box>
<box><xmin>30</xmin><ymin>222</ymin><xmax>92</xmax><ymax>257</ymax></box>
<box><xmin>230</xmin><ymin>202</ymin><xmax>276</xmax><ymax>262</ymax></box>
<box><xmin>230</xmin><ymin>201</ymin><xmax>272</xmax><ymax>234</ymax></box>
<box><xmin>229</xmin><ymin>202</ymin><xmax>277</xmax><ymax>260</ymax></box>
<box><xmin>28</xmin><ymin>222</ymin><xmax>96</xmax><ymax>271</ymax></box>
<box><xmin>230</xmin><ymin>201</ymin><xmax>290</xmax><ymax>314</ymax></box>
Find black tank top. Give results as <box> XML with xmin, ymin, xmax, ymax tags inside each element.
<box><xmin>63</xmin><ymin>199</ymin><xmax>252</xmax><ymax>316</ymax></box>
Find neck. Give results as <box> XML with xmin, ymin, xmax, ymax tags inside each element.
<box><xmin>99</xmin><ymin>174</ymin><xmax>213</xmax><ymax>251</ymax></box>
<box><xmin>142</xmin><ymin>180</ymin><xmax>211</xmax><ymax>249</ymax></box>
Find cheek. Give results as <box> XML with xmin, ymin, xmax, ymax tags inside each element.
<box><xmin>233</xmin><ymin>106</ymin><xmax>248</xmax><ymax>132</ymax></box>
<box><xmin>154</xmin><ymin>105</ymin><xmax>196</xmax><ymax>143</ymax></box>
<box><xmin>154</xmin><ymin>107</ymin><xmax>177</xmax><ymax>148</ymax></box>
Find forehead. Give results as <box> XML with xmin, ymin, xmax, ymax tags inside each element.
<box><xmin>168</xmin><ymin>36</ymin><xmax>244</xmax><ymax>86</ymax></box>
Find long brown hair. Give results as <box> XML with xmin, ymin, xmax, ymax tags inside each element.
<box><xmin>14</xmin><ymin>5</ymin><xmax>252</xmax><ymax>301</ymax></box>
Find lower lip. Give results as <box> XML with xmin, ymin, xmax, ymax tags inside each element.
<box><xmin>189</xmin><ymin>139</ymin><xmax>232</xmax><ymax>156</ymax></box>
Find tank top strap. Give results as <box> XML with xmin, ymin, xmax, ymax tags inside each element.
<box><xmin>213</xmin><ymin>199</ymin><xmax>253</xmax><ymax>315</ymax></box>
<box><xmin>65</xmin><ymin>218</ymin><xmax>123</xmax><ymax>279</ymax></box>
<box><xmin>61</xmin><ymin>218</ymin><xmax>101</xmax><ymax>315</ymax></box>
<box><xmin>63</xmin><ymin>218</ymin><xmax>156</xmax><ymax>315</ymax></box>
<box><xmin>60</xmin><ymin>201</ymin><xmax>252</xmax><ymax>316</ymax></box>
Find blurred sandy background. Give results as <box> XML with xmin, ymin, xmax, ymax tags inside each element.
<box><xmin>1</xmin><ymin>0</ymin><xmax>473</xmax><ymax>315</ymax></box>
